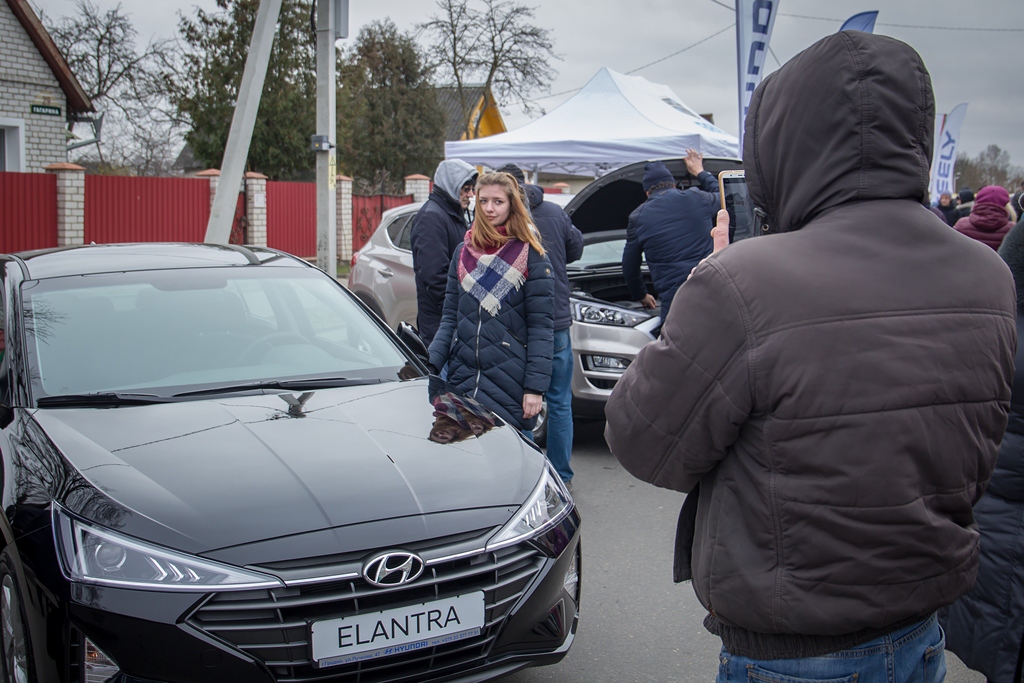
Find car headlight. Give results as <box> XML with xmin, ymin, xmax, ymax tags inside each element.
<box><xmin>571</xmin><ymin>299</ymin><xmax>652</xmax><ymax>327</ymax></box>
<box><xmin>52</xmin><ymin>505</ymin><xmax>283</xmax><ymax>592</ymax></box>
<box><xmin>486</xmin><ymin>466</ymin><xmax>573</xmax><ymax>552</ymax></box>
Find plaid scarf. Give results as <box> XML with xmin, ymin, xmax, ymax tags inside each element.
<box><xmin>457</xmin><ymin>230</ymin><xmax>530</xmax><ymax>316</ymax></box>
<box><xmin>432</xmin><ymin>392</ymin><xmax>497</xmax><ymax>430</ymax></box>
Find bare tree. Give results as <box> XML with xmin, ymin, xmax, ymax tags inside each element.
<box><xmin>954</xmin><ymin>145</ymin><xmax>1024</xmax><ymax>193</ymax></box>
<box><xmin>43</xmin><ymin>0</ymin><xmax>182</xmax><ymax>174</ymax></box>
<box><xmin>422</xmin><ymin>0</ymin><xmax>558</xmax><ymax>138</ymax></box>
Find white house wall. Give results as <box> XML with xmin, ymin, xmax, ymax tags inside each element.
<box><xmin>0</xmin><ymin>1</ymin><xmax>68</xmax><ymax>172</ymax></box>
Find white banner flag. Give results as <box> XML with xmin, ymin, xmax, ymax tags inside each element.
<box><xmin>736</xmin><ymin>0</ymin><xmax>779</xmax><ymax>150</ymax></box>
<box><xmin>929</xmin><ymin>103</ymin><xmax>968</xmax><ymax>200</ymax></box>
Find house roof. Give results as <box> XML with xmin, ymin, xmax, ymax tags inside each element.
<box><xmin>435</xmin><ymin>86</ymin><xmax>491</xmax><ymax>141</ymax></box>
<box><xmin>172</xmin><ymin>143</ymin><xmax>204</xmax><ymax>172</ymax></box>
<box><xmin>4</xmin><ymin>0</ymin><xmax>93</xmax><ymax>113</ymax></box>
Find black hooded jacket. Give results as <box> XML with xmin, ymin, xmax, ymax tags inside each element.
<box><xmin>526</xmin><ymin>185</ymin><xmax>584</xmax><ymax>330</ymax></box>
<box><xmin>606</xmin><ymin>31</ymin><xmax>1016</xmax><ymax>659</ymax></box>
<box><xmin>410</xmin><ymin>187</ymin><xmax>471</xmax><ymax>346</ymax></box>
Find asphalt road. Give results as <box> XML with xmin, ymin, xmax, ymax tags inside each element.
<box><xmin>501</xmin><ymin>421</ymin><xmax>985</xmax><ymax>683</ymax></box>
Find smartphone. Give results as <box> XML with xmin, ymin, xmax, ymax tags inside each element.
<box><xmin>718</xmin><ymin>170</ymin><xmax>757</xmax><ymax>242</ymax></box>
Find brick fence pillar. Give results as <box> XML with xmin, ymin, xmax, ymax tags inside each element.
<box><xmin>196</xmin><ymin>169</ymin><xmax>220</xmax><ymax>212</ymax></box>
<box><xmin>245</xmin><ymin>172</ymin><xmax>268</xmax><ymax>247</ymax></box>
<box><xmin>404</xmin><ymin>174</ymin><xmax>431</xmax><ymax>204</ymax></box>
<box><xmin>336</xmin><ymin>175</ymin><xmax>353</xmax><ymax>263</ymax></box>
<box><xmin>45</xmin><ymin>163</ymin><xmax>85</xmax><ymax>246</ymax></box>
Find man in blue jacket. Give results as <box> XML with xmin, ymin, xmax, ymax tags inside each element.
<box><xmin>622</xmin><ymin>151</ymin><xmax>719</xmax><ymax>322</ymax></box>
<box><xmin>410</xmin><ymin>159</ymin><xmax>478</xmax><ymax>346</ymax></box>
<box><xmin>498</xmin><ymin>164</ymin><xmax>584</xmax><ymax>486</ymax></box>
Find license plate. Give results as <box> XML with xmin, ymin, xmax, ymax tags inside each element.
<box><xmin>310</xmin><ymin>592</ymin><xmax>486</xmax><ymax>669</ymax></box>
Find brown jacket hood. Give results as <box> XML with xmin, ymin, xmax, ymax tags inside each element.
<box><xmin>744</xmin><ymin>32</ymin><xmax>935</xmax><ymax>233</ymax></box>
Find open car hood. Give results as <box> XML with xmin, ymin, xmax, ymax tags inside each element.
<box><xmin>564</xmin><ymin>157</ymin><xmax>742</xmax><ymax>234</ymax></box>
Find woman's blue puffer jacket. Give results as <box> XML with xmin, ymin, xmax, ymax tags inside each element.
<box><xmin>427</xmin><ymin>244</ymin><xmax>554</xmax><ymax>431</ymax></box>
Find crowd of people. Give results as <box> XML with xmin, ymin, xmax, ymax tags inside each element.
<box><xmin>405</xmin><ymin>29</ymin><xmax>1024</xmax><ymax>683</ymax></box>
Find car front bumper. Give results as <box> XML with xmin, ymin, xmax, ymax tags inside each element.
<box><xmin>569</xmin><ymin>318</ymin><xmax>658</xmax><ymax>419</ymax></box>
<box><xmin>27</xmin><ymin>512</ymin><xmax>581</xmax><ymax>683</ymax></box>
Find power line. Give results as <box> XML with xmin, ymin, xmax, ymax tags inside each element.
<box><xmin>625</xmin><ymin>23</ymin><xmax>734</xmax><ymax>74</ymax></box>
<box><xmin>706</xmin><ymin>1</ymin><xmax>1023</xmax><ymax>33</ymax></box>
<box><xmin>778</xmin><ymin>12</ymin><xmax>1024</xmax><ymax>32</ymax></box>
<box><xmin>528</xmin><ymin>22</ymin><xmax>734</xmax><ymax>103</ymax></box>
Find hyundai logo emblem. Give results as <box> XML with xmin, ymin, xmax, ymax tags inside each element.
<box><xmin>362</xmin><ymin>551</ymin><xmax>425</xmax><ymax>588</ymax></box>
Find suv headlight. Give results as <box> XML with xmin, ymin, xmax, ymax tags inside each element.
<box><xmin>571</xmin><ymin>298</ymin><xmax>652</xmax><ymax>327</ymax></box>
<box><xmin>52</xmin><ymin>505</ymin><xmax>283</xmax><ymax>592</ymax></box>
<box><xmin>486</xmin><ymin>466</ymin><xmax>573</xmax><ymax>551</ymax></box>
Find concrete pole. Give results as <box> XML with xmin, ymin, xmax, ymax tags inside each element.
<box><xmin>315</xmin><ymin>0</ymin><xmax>338</xmax><ymax>274</ymax></box>
<box><xmin>204</xmin><ymin>0</ymin><xmax>283</xmax><ymax>245</ymax></box>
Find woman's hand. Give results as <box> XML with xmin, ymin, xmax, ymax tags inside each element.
<box><xmin>523</xmin><ymin>393</ymin><xmax>543</xmax><ymax>420</ymax></box>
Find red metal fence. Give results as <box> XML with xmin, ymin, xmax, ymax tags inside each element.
<box><xmin>353</xmin><ymin>194</ymin><xmax>415</xmax><ymax>253</ymax></box>
<box><xmin>0</xmin><ymin>172</ymin><xmax>57</xmax><ymax>253</ymax></box>
<box><xmin>266</xmin><ymin>181</ymin><xmax>316</xmax><ymax>258</ymax></box>
<box><xmin>84</xmin><ymin>175</ymin><xmax>210</xmax><ymax>244</ymax></box>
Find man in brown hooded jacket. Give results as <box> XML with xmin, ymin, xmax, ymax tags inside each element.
<box><xmin>605</xmin><ymin>31</ymin><xmax>1016</xmax><ymax>680</ymax></box>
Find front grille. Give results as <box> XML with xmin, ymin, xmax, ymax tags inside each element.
<box><xmin>187</xmin><ymin>544</ymin><xmax>544</xmax><ymax>683</ymax></box>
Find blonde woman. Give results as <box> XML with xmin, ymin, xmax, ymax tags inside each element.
<box><xmin>427</xmin><ymin>172</ymin><xmax>554</xmax><ymax>438</ymax></box>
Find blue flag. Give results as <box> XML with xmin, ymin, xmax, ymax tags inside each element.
<box><xmin>840</xmin><ymin>11</ymin><xmax>878</xmax><ymax>33</ymax></box>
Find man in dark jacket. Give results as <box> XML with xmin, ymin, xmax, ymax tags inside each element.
<box><xmin>497</xmin><ymin>164</ymin><xmax>584</xmax><ymax>484</ymax></box>
<box><xmin>956</xmin><ymin>186</ymin><xmax>976</xmax><ymax>221</ymax></box>
<box><xmin>605</xmin><ymin>32</ymin><xmax>1015</xmax><ymax>680</ymax></box>
<box><xmin>622</xmin><ymin>151</ymin><xmax>718</xmax><ymax>322</ymax></box>
<box><xmin>410</xmin><ymin>159</ymin><xmax>477</xmax><ymax>346</ymax></box>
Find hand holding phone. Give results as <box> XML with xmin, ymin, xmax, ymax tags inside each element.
<box><xmin>713</xmin><ymin>210</ymin><xmax>729</xmax><ymax>253</ymax></box>
<box><xmin>718</xmin><ymin>170</ymin><xmax>757</xmax><ymax>242</ymax></box>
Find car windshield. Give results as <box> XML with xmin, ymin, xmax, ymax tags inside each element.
<box><xmin>22</xmin><ymin>266</ymin><xmax>411</xmax><ymax>399</ymax></box>
<box><xmin>573</xmin><ymin>239</ymin><xmax>633</xmax><ymax>268</ymax></box>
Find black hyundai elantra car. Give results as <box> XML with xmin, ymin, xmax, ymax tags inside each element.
<box><xmin>0</xmin><ymin>244</ymin><xmax>580</xmax><ymax>683</ymax></box>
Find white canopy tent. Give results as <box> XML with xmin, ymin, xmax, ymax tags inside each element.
<box><xmin>444</xmin><ymin>67</ymin><xmax>740</xmax><ymax>176</ymax></box>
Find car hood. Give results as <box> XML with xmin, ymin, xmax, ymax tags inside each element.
<box><xmin>32</xmin><ymin>381</ymin><xmax>544</xmax><ymax>556</ymax></box>
<box><xmin>564</xmin><ymin>157</ymin><xmax>741</xmax><ymax>234</ymax></box>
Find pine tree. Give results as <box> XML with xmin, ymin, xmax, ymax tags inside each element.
<box><xmin>171</xmin><ymin>0</ymin><xmax>317</xmax><ymax>180</ymax></box>
<box><xmin>337</xmin><ymin>19</ymin><xmax>446</xmax><ymax>192</ymax></box>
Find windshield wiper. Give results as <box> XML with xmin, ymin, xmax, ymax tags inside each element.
<box><xmin>36</xmin><ymin>392</ymin><xmax>172</xmax><ymax>408</ymax></box>
<box><xmin>172</xmin><ymin>376</ymin><xmax>385</xmax><ymax>398</ymax></box>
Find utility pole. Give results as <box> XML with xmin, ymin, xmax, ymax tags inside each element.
<box><xmin>312</xmin><ymin>0</ymin><xmax>347</xmax><ymax>275</ymax></box>
<box><xmin>204</xmin><ymin>0</ymin><xmax>283</xmax><ymax>244</ymax></box>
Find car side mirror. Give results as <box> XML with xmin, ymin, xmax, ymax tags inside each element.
<box><xmin>397</xmin><ymin>322</ymin><xmax>429</xmax><ymax>363</ymax></box>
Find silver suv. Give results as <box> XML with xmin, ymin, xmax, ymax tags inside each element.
<box><xmin>347</xmin><ymin>157</ymin><xmax>742</xmax><ymax>436</ymax></box>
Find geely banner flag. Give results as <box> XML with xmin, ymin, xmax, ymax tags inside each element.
<box><xmin>736</xmin><ymin>0</ymin><xmax>779</xmax><ymax>149</ymax></box>
<box><xmin>840</xmin><ymin>11</ymin><xmax>879</xmax><ymax>33</ymax></box>
<box><xmin>929</xmin><ymin>103</ymin><xmax>968</xmax><ymax>200</ymax></box>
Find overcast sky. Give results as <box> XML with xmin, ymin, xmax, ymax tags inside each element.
<box><xmin>32</xmin><ymin>0</ymin><xmax>1024</xmax><ymax>167</ymax></box>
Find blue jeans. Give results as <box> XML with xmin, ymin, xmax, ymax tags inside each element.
<box><xmin>716</xmin><ymin>614</ymin><xmax>946</xmax><ymax>683</ymax></box>
<box><xmin>545</xmin><ymin>328</ymin><xmax>574</xmax><ymax>483</ymax></box>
